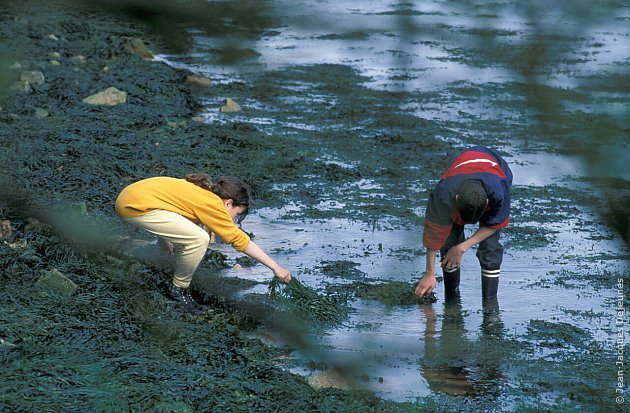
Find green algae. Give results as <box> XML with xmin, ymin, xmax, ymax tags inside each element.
<box><xmin>359</xmin><ymin>281</ymin><xmax>437</xmax><ymax>306</ymax></box>
<box><xmin>327</xmin><ymin>280</ymin><xmax>437</xmax><ymax>306</ymax></box>
<box><xmin>317</xmin><ymin>259</ymin><xmax>366</xmax><ymax>279</ymax></box>
<box><xmin>267</xmin><ymin>277</ymin><xmax>349</xmax><ymax>327</ymax></box>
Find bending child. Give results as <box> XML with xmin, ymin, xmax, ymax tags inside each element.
<box><xmin>115</xmin><ymin>173</ymin><xmax>291</xmax><ymax>313</ymax></box>
<box><xmin>415</xmin><ymin>146</ymin><xmax>512</xmax><ymax>300</ymax></box>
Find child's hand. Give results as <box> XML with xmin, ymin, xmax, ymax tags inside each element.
<box><xmin>442</xmin><ymin>245</ymin><xmax>465</xmax><ymax>271</ymax></box>
<box><xmin>414</xmin><ymin>272</ymin><xmax>436</xmax><ymax>296</ymax></box>
<box><xmin>273</xmin><ymin>267</ymin><xmax>292</xmax><ymax>283</ymax></box>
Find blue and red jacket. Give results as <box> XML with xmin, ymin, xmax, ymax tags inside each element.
<box><xmin>423</xmin><ymin>146</ymin><xmax>513</xmax><ymax>251</ymax></box>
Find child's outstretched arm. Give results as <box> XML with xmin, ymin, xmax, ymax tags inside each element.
<box><xmin>243</xmin><ymin>241</ymin><xmax>292</xmax><ymax>283</ymax></box>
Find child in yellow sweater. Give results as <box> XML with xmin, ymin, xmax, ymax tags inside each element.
<box><xmin>116</xmin><ymin>173</ymin><xmax>291</xmax><ymax>313</ymax></box>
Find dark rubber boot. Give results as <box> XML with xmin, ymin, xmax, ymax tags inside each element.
<box><xmin>443</xmin><ymin>268</ymin><xmax>461</xmax><ymax>300</ymax></box>
<box><xmin>183</xmin><ymin>288</ymin><xmax>208</xmax><ymax>313</ymax></box>
<box><xmin>481</xmin><ymin>274</ymin><xmax>499</xmax><ymax>299</ymax></box>
<box><xmin>167</xmin><ymin>284</ymin><xmax>205</xmax><ymax>314</ymax></box>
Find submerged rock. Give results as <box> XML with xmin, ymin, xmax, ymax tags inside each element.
<box><xmin>220</xmin><ymin>98</ymin><xmax>241</xmax><ymax>113</ymax></box>
<box><xmin>82</xmin><ymin>87</ymin><xmax>127</xmax><ymax>106</ymax></box>
<box><xmin>36</xmin><ymin>269</ymin><xmax>77</xmax><ymax>296</ymax></box>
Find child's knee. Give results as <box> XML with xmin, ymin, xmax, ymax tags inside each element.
<box><xmin>181</xmin><ymin>228</ymin><xmax>210</xmax><ymax>253</ymax></box>
<box><xmin>196</xmin><ymin>229</ymin><xmax>210</xmax><ymax>249</ymax></box>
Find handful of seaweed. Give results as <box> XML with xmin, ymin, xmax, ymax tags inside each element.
<box><xmin>268</xmin><ymin>277</ymin><xmax>348</xmax><ymax>327</ymax></box>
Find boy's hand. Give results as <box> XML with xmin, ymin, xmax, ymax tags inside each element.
<box><xmin>442</xmin><ymin>244</ymin><xmax>465</xmax><ymax>271</ymax></box>
<box><xmin>415</xmin><ymin>272</ymin><xmax>436</xmax><ymax>296</ymax></box>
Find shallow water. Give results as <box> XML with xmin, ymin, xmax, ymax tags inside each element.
<box><xmin>201</xmin><ymin>180</ymin><xmax>624</xmax><ymax>402</ymax></box>
<box><xmin>166</xmin><ymin>0</ymin><xmax>628</xmax><ymax>406</ymax></box>
<box><xmin>198</xmin><ymin>150</ymin><xmax>626</xmax><ymax>401</ymax></box>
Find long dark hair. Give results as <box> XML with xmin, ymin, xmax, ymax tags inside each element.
<box><xmin>185</xmin><ymin>173</ymin><xmax>250</xmax><ymax>224</ymax></box>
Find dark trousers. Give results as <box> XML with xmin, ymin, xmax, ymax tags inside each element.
<box><xmin>440</xmin><ymin>225</ymin><xmax>504</xmax><ymax>272</ymax></box>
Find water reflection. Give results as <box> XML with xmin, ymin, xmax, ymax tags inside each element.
<box><xmin>420</xmin><ymin>296</ymin><xmax>505</xmax><ymax>398</ymax></box>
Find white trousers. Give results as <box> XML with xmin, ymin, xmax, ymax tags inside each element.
<box><xmin>123</xmin><ymin>209</ymin><xmax>209</xmax><ymax>288</ymax></box>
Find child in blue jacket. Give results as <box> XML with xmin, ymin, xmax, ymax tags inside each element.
<box><xmin>415</xmin><ymin>146</ymin><xmax>513</xmax><ymax>299</ymax></box>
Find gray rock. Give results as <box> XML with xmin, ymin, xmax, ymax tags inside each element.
<box><xmin>220</xmin><ymin>98</ymin><xmax>241</xmax><ymax>113</ymax></box>
<box><xmin>83</xmin><ymin>87</ymin><xmax>127</xmax><ymax>106</ymax></box>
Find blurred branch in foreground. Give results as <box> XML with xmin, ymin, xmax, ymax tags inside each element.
<box><xmin>1</xmin><ymin>0</ymin><xmax>275</xmax><ymax>57</ymax></box>
<box><xmin>513</xmin><ymin>1</ymin><xmax>630</xmax><ymax>245</ymax></box>
<box><xmin>68</xmin><ymin>0</ymin><xmax>276</xmax><ymax>53</ymax></box>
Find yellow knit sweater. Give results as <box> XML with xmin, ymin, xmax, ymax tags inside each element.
<box><xmin>115</xmin><ymin>177</ymin><xmax>250</xmax><ymax>252</ymax></box>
